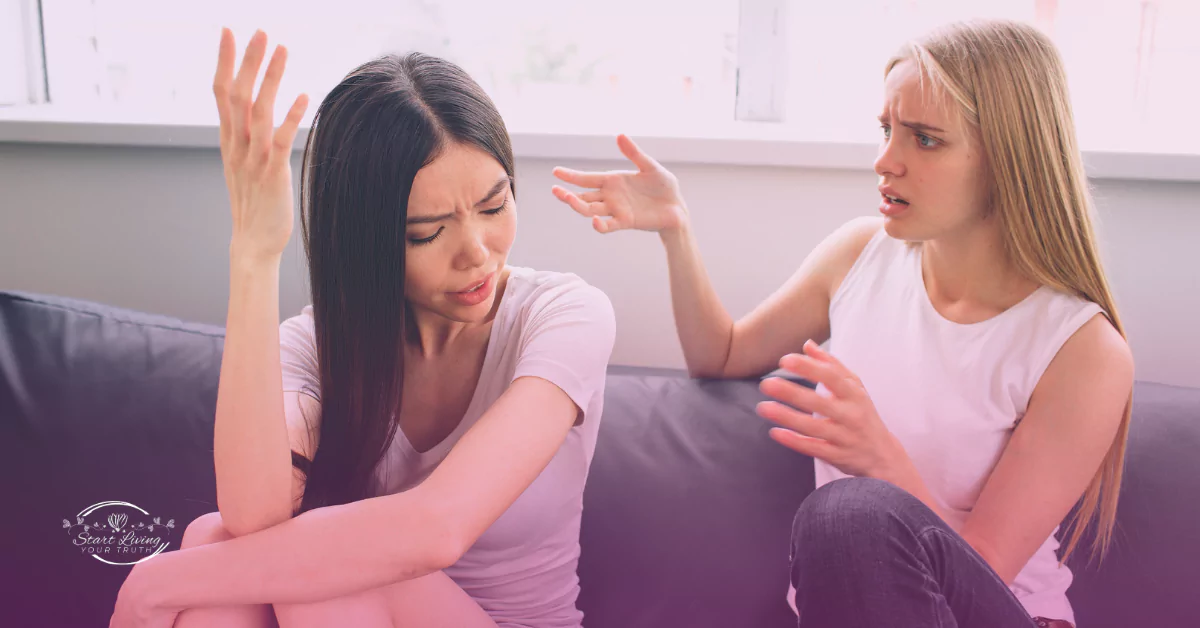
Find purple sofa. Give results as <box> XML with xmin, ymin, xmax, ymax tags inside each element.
<box><xmin>2</xmin><ymin>289</ymin><xmax>1197</xmax><ymax>627</ymax></box>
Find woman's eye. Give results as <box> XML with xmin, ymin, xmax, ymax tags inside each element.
<box><xmin>409</xmin><ymin>228</ymin><xmax>443</xmax><ymax>245</ymax></box>
<box><xmin>917</xmin><ymin>134</ymin><xmax>938</xmax><ymax>148</ymax></box>
<box><xmin>881</xmin><ymin>125</ymin><xmax>891</xmax><ymax>139</ymax></box>
<box><xmin>483</xmin><ymin>197</ymin><xmax>509</xmax><ymax>215</ymax></box>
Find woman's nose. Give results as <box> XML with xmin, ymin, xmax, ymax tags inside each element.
<box><xmin>874</xmin><ymin>136</ymin><xmax>905</xmax><ymax>178</ymax></box>
<box><xmin>458</xmin><ymin>230</ymin><xmax>489</xmax><ymax>268</ymax></box>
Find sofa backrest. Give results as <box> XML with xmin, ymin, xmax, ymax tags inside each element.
<box><xmin>578</xmin><ymin>370</ymin><xmax>1200</xmax><ymax>627</ymax></box>
<box><xmin>1</xmin><ymin>291</ymin><xmax>227</xmax><ymax>625</ymax></box>
<box><xmin>3</xmin><ymin>290</ymin><xmax>1198</xmax><ymax>627</ymax></box>
<box><xmin>578</xmin><ymin>366</ymin><xmax>812</xmax><ymax>627</ymax></box>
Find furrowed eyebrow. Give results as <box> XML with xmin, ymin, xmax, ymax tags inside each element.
<box><xmin>879</xmin><ymin>115</ymin><xmax>946</xmax><ymax>134</ymax></box>
<box><xmin>474</xmin><ymin>177</ymin><xmax>509</xmax><ymax>208</ymax></box>
<box><xmin>408</xmin><ymin>177</ymin><xmax>510</xmax><ymax>224</ymax></box>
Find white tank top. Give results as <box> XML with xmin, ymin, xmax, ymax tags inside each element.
<box><xmin>811</xmin><ymin>225</ymin><xmax>1103</xmax><ymax>623</ymax></box>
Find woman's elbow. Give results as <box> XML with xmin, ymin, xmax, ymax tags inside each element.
<box><xmin>685</xmin><ymin>360</ymin><xmax>727</xmax><ymax>379</ymax></box>
<box><xmin>217</xmin><ymin>502</ymin><xmax>293</xmax><ymax>538</ymax></box>
<box><xmin>389</xmin><ymin>496</ymin><xmax>471</xmax><ymax>574</ymax></box>
<box><xmin>215</xmin><ymin>513</ymin><xmax>261</xmax><ymax>539</ymax></box>
<box><xmin>424</xmin><ymin>535</ymin><xmax>466</xmax><ymax>573</ymax></box>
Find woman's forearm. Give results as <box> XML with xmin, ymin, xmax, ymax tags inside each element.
<box><xmin>879</xmin><ymin>456</ymin><xmax>1014</xmax><ymax>581</ymax></box>
<box><xmin>882</xmin><ymin>460</ymin><xmax>955</xmax><ymax>530</ymax></box>
<box><xmin>659</xmin><ymin>222</ymin><xmax>736</xmax><ymax>378</ymax></box>
<box><xmin>212</xmin><ymin>251</ymin><xmax>294</xmax><ymax>536</ymax></box>
<box><xmin>143</xmin><ymin>491</ymin><xmax>449</xmax><ymax>610</ymax></box>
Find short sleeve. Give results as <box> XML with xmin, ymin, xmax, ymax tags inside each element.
<box><xmin>511</xmin><ymin>282</ymin><xmax>616</xmax><ymax>423</ymax></box>
<box><xmin>280</xmin><ymin>305</ymin><xmax>321</xmax><ymax>403</ymax></box>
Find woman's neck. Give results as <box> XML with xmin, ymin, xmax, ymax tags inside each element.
<box><xmin>404</xmin><ymin>268</ymin><xmax>508</xmax><ymax>359</ymax></box>
<box><xmin>920</xmin><ymin>216</ymin><xmax>1040</xmax><ymax>320</ymax></box>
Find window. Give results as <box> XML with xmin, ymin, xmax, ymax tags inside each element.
<box><xmin>14</xmin><ymin>0</ymin><xmax>1200</xmax><ymax>155</ymax></box>
<box><xmin>782</xmin><ymin>0</ymin><xmax>1200</xmax><ymax>154</ymax></box>
<box><xmin>36</xmin><ymin>0</ymin><xmax>740</xmax><ymax>133</ymax></box>
<box><xmin>0</xmin><ymin>0</ymin><xmax>46</xmax><ymax>106</ymax></box>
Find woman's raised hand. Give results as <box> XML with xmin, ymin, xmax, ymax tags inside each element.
<box><xmin>552</xmin><ymin>135</ymin><xmax>689</xmax><ymax>235</ymax></box>
<box><xmin>213</xmin><ymin>28</ymin><xmax>310</xmax><ymax>264</ymax></box>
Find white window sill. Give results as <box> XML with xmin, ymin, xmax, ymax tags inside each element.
<box><xmin>1</xmin><ymin>106</ymin><xmax>1197</xmax><ymax>183</ymax></box>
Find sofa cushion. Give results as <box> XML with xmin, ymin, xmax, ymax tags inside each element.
<box><xmin>1065</xmin><ymin>381</ymin><xmax>1200</xmax><ymax>627</ymax></box>
<box><xmin>0</xmin><ymin>290</ymin><xmax>225</xmax><ymax>626</ymax></box>
<box><xmin>578</xmin><ymin>366</ymin><xmax>813</xmax><ymax>628</ymax></box>
<box><xmin>3</xmin><ymin>289</ymin><xmax>1198</xmax><ymax>628</ymax></box>
<box><xmin>577</xmin><ymin>368</ymin><xmax>1200</xmax><ymax>628</ymax></box>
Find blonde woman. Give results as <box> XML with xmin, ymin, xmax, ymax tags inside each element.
<box><xmin>553</xmin><ymin>19</ymin><xmax>1131</xmax><ymax>628</ymax></box>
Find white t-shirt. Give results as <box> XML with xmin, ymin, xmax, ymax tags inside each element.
<box><xmin>279</xmin><ymin>265</ymin><xmax>616</xmax><ymax>628</ymax></box>
<box><xmin>790</xmin><ymin>226</ymin><xmax>1102</xmax><ymax>624</ymax></box>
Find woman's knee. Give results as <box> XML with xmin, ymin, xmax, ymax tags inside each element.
<box><xmin>173</xmin><ymin>514</ymin><xmax>278</xmax><ymax>628</ymax></box>
<box><xmin>180</xmin><ymin>511</ymin><xmax>236</xmax><ymax>549</ymax></box>
<box><xmin>273</xmin><ymin>587</ymin><xmax>393</xmax><ymax>628</ymax></box>
<box><xmin>792</xmin><ymin>477</ymin><xmax>924</xmax><ymax>547</ymax></box>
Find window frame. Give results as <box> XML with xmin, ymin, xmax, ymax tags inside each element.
<box><xmin>1</xmin><ymin>0</ymin><xmax>1196</xmax><ymax>179</ymax></box>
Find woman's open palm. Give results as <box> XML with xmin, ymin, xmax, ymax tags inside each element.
<box><xmin>213</xmin><ymin>28</ymin><xmax>309</xmax><ymax>262</ymax></box>
<box><xmin>551</xmin><ymin>135</ymin><xmax>688</xmax><ymax>234</ymax></box>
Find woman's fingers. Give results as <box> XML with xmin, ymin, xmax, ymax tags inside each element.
<box><xmin>592</xmin><ymin>215</ymin><xmax>627</xmax><ymax>233</ymax></box>
<box><xmin>215</xmin><ymin>29</ymin><xmax>305</xmax><ymax>168</ymax></box>
<box><xmin>779</xmin><ymin>353</ymin><xmax>860</xmax><ymax>401</ymax></box>
<box><xmin>230</xmin><ymin>30</ymin><xmax>268</xmax><ymax>147</ymax></box>
<box><xmin>768</xmin><ymin>427</ymin><xmax>836</xmax><ymax>460</ymax></box>
<box><xmin>553</xmin><ymin>136</ymin><xmax>659</xmax><ymax>181</ymax></box>
<box><xmin>272</xmin><ymin>93</ymin><xmax>310</xmax><ymax>156</ymax></box>
<box><xmin>803</xmin><ymin>339</ymin><xmax>849</xmax><ymax>372</ymax></box>
<box><xmin>250</xmin><ymin>44</ymin><xmax>289</xmax><ymax>156</ymax></box>
<box><xmin>760</xmin><ymin>377</ymin><xmax>840</xmax><ymax>419</ymax></box>
<box><xmin>616</xmin><ymin>134</ymin><xmax>660</xmax><ymax>172</ymax></box>
<box><xmin>552</xmin><ymin>185</ymin><xmax>602</xmax><ymax>217</ymax></box>
<box><xmin>213</xmin><ymin>28</ymin><xmax>237</xmax><ymax>148</ymax></box>
<box><xmin>756</xmin><ymin>400</ymin><xmax>837</xmax><ymax>440</ymax></box>
<box><xmin>802</xmin><ymin>340</ymin><xmax>866</xmax><ymax>392</ymax></box>
<box><xmin>550</xmin><ymin>186</ymin><xmax>629</xmax><ymax>234</ymax></box>
<box><xmin>552</xmin><ymin>166</ymin><xmax>606</xmax><ymax>189</ymax></box>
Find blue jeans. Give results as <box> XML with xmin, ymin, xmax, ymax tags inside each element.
<box><xmin>790</xmin><ymin>477</ymin><xmax>1047</xmax><ymax>628</ymax></box>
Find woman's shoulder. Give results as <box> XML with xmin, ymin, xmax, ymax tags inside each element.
<box><xmin>505</xmin><ymin>265</ymin><xmax>592</xmax><ymax>287</ymax></box>
<box><xmin>827</xmin><ymin>216</ymin><xmax>888</xmax><ymax>264</ymax></box>
<box><xmin>1016</xmin><ymin>286</ymin><xmax>1127</xmax><ymax>397</ymax></box>
<box><xmin>503</xmin><ymin>266</ymin><xmax>612</xmax><ymax>311</ymax></box>
<box><xmin>279</xmin><ymin>304</ymin><xmax>316</xmax><ymax>344</ymax></box>
<box><xmin>1022</xmin><ymin>285</ymin><xmax>1107</xmax><ymax>335</ymax></box>
<box><xmin>824</xmin><ymin>216</ymin><xmax>889</xmax><ymax>302</ymax></box>
<box><xmin>500</xmin><ymin>266</ymin><xmax>615</xmax><ymax>338</ymax></box>
<box><xmin>497</xmin><ymin>267</ymin><xmax>617</xmax><ymax>371</ymax></box>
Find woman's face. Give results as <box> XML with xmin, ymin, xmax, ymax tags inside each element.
<box><xmin>873</xmin><ymin>59</ymin><xmax>991</xmax><ymax>242</ymax></box>
<box><xmin>404</xmin><ymin>142</ymin><xmax>517</xmax><ymax>322</ymax></box>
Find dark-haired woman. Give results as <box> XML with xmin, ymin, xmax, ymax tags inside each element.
<box><xmin>110</xmin><ymin>28</ymin><xmax>614</xmax><ymax>628</ymax></box>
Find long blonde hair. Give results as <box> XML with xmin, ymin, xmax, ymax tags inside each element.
<box><xmin>885</xmin><ymin>19</ymin><xmax>1131</xmax><ymax>563</ymax></box>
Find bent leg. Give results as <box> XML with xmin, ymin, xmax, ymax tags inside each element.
<box><xmin>171</xmin><ymin>512</ymin><xmax>278</xmax><ymax>628</ymax></box>
<box><xmin>790</xmin><ymin>477</ymin><xmax>1039</xmax><ymax>628</ymax></box>
<box><xmin>172</xmin><ymin>512</ymin><xmax>497</xmax><ymax>628</ymax></box>
<box><xmin>170</xmin><ymin>512</ymin><xmax>391</xmax><ymax>628</ymax></box>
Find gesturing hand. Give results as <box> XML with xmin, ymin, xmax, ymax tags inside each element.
<box><xmin>551</xmin><ymin>134</ymin><xmax>689</xmax><ymax>235</ymax></box>
<box><xmin>213</xmin><ymin>28</ymin><xmax>310</xmax><ymax>263</ymax></box>
<box><xmin>757</xmin><ymin>340</ymin><xmax>908</xmax><ymax>480</ymax></box>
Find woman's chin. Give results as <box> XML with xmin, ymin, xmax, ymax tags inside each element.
<box><xmin>882</xmin><ymin>216</ymin><xmax>911</xmax><ymax>240</ymax></box>
<box><xmin>439</xmin><ymin>294</ymin><xmax>499</xmax><ymax>322</ymax></box>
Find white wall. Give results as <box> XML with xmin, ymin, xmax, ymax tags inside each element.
<box><xmin>1</xmin><ymin>142</ymin><xmax>1196</xmax><ymax>388</ymax></box>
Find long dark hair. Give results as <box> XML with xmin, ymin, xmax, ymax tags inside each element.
<box><xmin>291</xmin><ymin>52</ymin><xmax>515</xmax><ymax>514</ymax></box>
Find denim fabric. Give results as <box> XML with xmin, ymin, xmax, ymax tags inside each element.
<box><xmin>790</xmin><ymin>477</ymin><xmax>1042</xmax><ymax>628</ymax></box>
